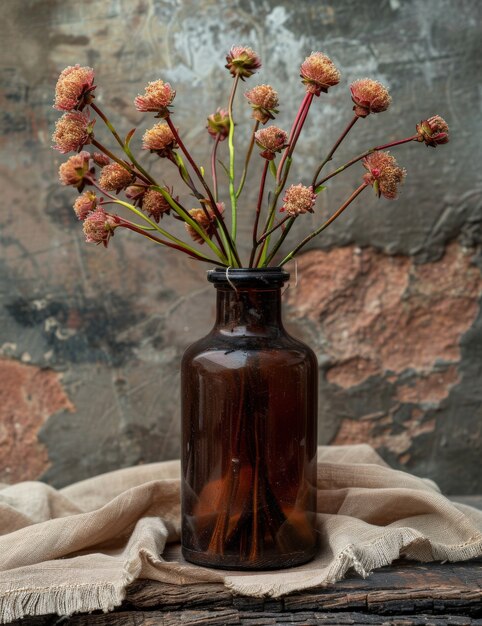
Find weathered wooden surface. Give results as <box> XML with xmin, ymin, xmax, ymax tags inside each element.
<box><xmin>8</xmin><ymin>558</ymin><xmax>482</xmax><ymax>625</ymax></box>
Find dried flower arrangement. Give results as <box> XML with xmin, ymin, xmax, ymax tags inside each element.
<box><xmin>52</xmin><ymin>46</ymin><xmax>449</xmax><ymax>268</ymax></box>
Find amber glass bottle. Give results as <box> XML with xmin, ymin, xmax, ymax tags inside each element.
<box><xmin>181</xmin><ymin>268</ymin><xmax>318</xmax><ymax>570</ymax></box>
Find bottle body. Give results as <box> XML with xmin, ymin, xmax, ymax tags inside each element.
<box><xmin>181</xmin><ymin>268</ymin><xmax>318</xmax><ymax>569</ymax></box>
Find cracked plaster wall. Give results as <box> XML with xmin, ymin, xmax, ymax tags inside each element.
<box><xmin>0</xmin><ymin>0</ymin><xmax>481</xmax><ymax>492</ymax></box>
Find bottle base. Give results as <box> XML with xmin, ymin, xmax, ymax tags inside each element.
<box><xmin>182</xmin><ymin>543</ymin><xmax>318</xmax><ymax>571</ymax></box>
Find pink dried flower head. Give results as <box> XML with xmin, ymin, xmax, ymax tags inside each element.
<box><xmin>254</xmin><ymin>126</ymin><xmax>288</xmax><ymax>160</ymax></box>
<box><xmin>58</xmin><ymin>151</ymin><xmax>91</xmax><ymax>189</ymax></box>
<box><xmin>93</xmin><ymin>152</ymin><xmax>110</xmax><ymax>167</ymax></box>
<box><xmin>363</xmin><ymin>151</ymin><xmax>406</xmax><ymax>199</ymax></box>
<box><xmin>416</xmin><ymin>115</ymin><xmax>449</xmax><ymax>147</ymax></box>
<box><xmin>185</xmin><ymin>202</ymin><xmax>225</xmax><ymax>244</ymax></box>
<box><xmin>83</xmin><ymin>208</ymin><xmax>119</xmax><ymax>248</ymax></box>
<box><xmin>142</xmin><ymin>122</ymin><xmax>177</xmax><ymax>156</ymax></box>
<box><xmin>245</xmin><ymin>84</ymin><xmax>279</xmax><ymax>124</ymax></box>
<box><xmin>280</xmin><ymin>184</ymin><xmax>316</xmax><ymax>217</ymax></box>
<box><xmin>300</xmin><ymin>52</ymin><xmax>340</xmax><ymax>96</ymax></box>
<box><xmin>225</xmin><ymin>46</ymin><xmax>261</xmax><ymax>80</ymax></box>
<box><xmin>134</xmin><ymin>80</ymin><xmax>176</xmax><ymax>117</ymax></box>
<box><xmin>52</xmin><ymin>111</ymin><xmax>94</xmax><ymax>154</ymax></box>
<box><xmin>73</xmin><ymin>190</ymin><xmax>97</xmax><ymax>220</ymax></box>
<box><xmin>142</xmin><ymin>188</ymin><xmax>171</xmax><ymax>222</ymax></box>
<box><xmin>350</xmin><ymin>78</ymin><xmax>391</xmax><ymax>118</ymax></box>
<box><xmin>207</xmin><ymin>109</ymin><xmax>231</xmax><ymax>140</ymax></box>
<box><xmin>54</xmin><ymin>65</ymin><xmax>95</xmax><ymax>111</ymax></box>
<box><xmin>98</xmin><ymin>163</ymin><xmax>134</xmax><ymax>191</ymax></box>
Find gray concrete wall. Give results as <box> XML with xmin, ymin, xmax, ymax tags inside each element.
<box><xmin>0</xmin><ymin>0</ymin><xmax>481</xmax><ymax>492</ymax></box>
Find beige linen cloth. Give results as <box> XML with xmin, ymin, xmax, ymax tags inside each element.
<box><xmin>1</xmin><ymin>444</ymin><xmax>482</xmax><ymax>623</ymax></box>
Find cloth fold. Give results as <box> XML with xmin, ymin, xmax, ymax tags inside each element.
<box><xmin>1</xmin><ymin>444</ymin><xmax>481</xmax><ymax>623</ymax></box>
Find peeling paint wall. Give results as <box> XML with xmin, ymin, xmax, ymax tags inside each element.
<box><xmin>0</xmin><ymin>0</ymin><xmax>481</xmax><ymax>492</ymax></box>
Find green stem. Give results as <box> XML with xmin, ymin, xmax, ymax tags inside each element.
<box><xmin>236</xmin><ymin>120</ymin><xmax>259</xmax><ymax>199</ymax></box>
<box><xmin>165</xmin><ymin>115</ymin><xmax>240</xmax><ymax>267</ymax></box>
<box><xmin>249</xmin><ymin>159</ymin><xmax>269</xmax><ymax>267</ymax></box>
<box><xmin>228</xmin><ymin>75</ymin><xmax>240</xmax><ymax>241</ymax></box>
<box><xmin>91</xmin><ymin>102</ymin><xmax>158</xmax><ymax>186</ymax></box>
<box><xmin>263</xmin><ymin>217</ymin><xmax>296</xmax><ymax>266</ymax></box>
<box><xmin>279</xmin><ymin>183</ymin><xmax>368</xmax><ymax>266</ymax></box>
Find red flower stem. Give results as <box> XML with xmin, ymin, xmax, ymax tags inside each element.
<box><xmin>211</xmin><ymin>135</ymin><xmax>221</xmax><ymax>202</ymax></box>
<box><xmin>165</xmin><ymin>115</ymin><xmax>240</xmax><ymax>267</ymax></box>
<box><xmin>91</xmin><ymin>138</ymin><xmax>151</xmax><ymax>186</ymax></box>
<box><xmin>120</xmin><ymin>220</ymin><xmax>223</xmax><ymax>265</ymax></box>
<box><xmin>249</xmin><ymin>160</ymin><xmax>269</xmax><ymax>267</ymax></box>
<box><xmin>277</xmin><ymin>93</ymin><xmax>310</xmax><ymax>184</ymax></box>
<box><xmin>279</xmin><ymin>182</ymin><xmax>369</xmax><ymax>266</ymax></box>
<box><xmin>257</xmin><ymin>214</ymin><xmax>291</xmax><ymax>244</ymax></box>
<box><xmin>90</xmin><ymin>102</ymin><xmax>158</xmax><ymax>186</ymax></box>
<box><xmin>315</xmin><ymin>135</ymin><xmax>418</xmax><ymax>188</ymax></box>
<box><xmin>311</xmin><ymin>115</ymin><xmax>359</xmax><ymax>187</ymax></box>
<box><xmin>255</xmin><ymin>94</ymin><xmax>314</xmax><ymax>267</ymax></box>
<box><xmin>236</xmin><ymin>120</ymin><xmax>260</xmax><ymax>199</ymax></box>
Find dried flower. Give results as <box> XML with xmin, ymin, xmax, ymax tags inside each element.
<box><xmin>98</xmin><ymin>163</ymin><xmax>134</xmax><ymax>191</ymax></box>
<box><xmin>350</xmin><ymin>78</ymin><xmax>391</xmax><ymax>118</ymax></box>
<box><xmin>73</xmin><ymin>191</ymin><xmax>97</xmax><ymax>220</ymax></box>
<box><xmin>93</xmin><ymin>152</ymin><xmax>110</xmax><ymax>167</ymax></box>
<box><xmin>245</xmin><ymin>84</ymin><xmax>279</xmax><ymax>124</ymax></box>
<box><xmin>416</xmin><ymin>115</ymin><xmax>449</xmax><ymax>147</ymax></box>
<box><xmin>207</xmin><ymin>109</ymin><xmax>231</xmax><ymax>140</ymax></box>
<box><xmin>142</xmin><ymin>122</ymin><xmax>177</xmax><ymax>156</ymax></box>
<box><xmin>58</xmin><ymin>151</ymin><xmax>91</xmax><ymax>189</ymax></box>
<box><xmin>54</xmin><ymin>65</ymin><xmax>95</xmax><ymax>111</ymax></box>
<box><xmin>254</xmin><ymin>126</ymin><xmax>288</xmax><ymax>160</ymax></box>
<box><xmin>363</xmin><ymin>151</ymin><xmax>406</xmax><ymax>199</ymax></box>
<box><xmin>280</xmin><ymin>184</ymin><xmax>316</xmax><ymax>217</ymax></box>
<box><xmin>52</xmin><ymin>111</ymin><xmax>94</xmax><ymax>154</ymax></box>
<box><xmin>225</xmin><ymin>46</ymin><xmax>261</xmax><ymax>80</ymax></box>
<box><xmin>300</xmin><ymin>52</ymin><xmax>340</xmax><ymax>96</ymax></box>
<box><xmin>185</xmin><ymin>203</ymin><xmax>225</xmax><ymax>244</ymax></box>
<box><xmin>83</xmin><ymin>208</ymin><xmax>119</xmax><ymax>247</ymax></box>
<box><xmin>134</xmin><ymin>80</ymin><xmax>176</xmax><ymax>117</ymax></box>
<box><xmin>142</xmin><ymin>189</ymin><xmax>171</xmax><ymax>222</ymax></box>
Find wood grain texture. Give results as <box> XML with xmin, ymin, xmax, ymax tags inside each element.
<box><xmin>7</xmin><ymin>558</ymin><xmax>482</xmax><ymax>625</ymax></box>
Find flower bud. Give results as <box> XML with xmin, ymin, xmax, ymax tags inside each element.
<box><xmin>350</xmin><ymin>78</ymin><xmax>391</xmax><ymax>117</ymax></box>
<box><xmin>83</xmin><ymin>208</ymin><xmax>119</xmax><ymax>247</ymax></box>
<box><xmin>363</xmin><ymin>151</ymin><xmax>406</xmax><ymax>199</ymax></box>
<box><xmin>54</xmin><ymin>65</ymin><xmax>95</xmax><ymax>111</ymax></box>
<box><xmin>58</xmin><ymin>151</ymin><xmax>91</xmax><ymax>189</ymax></box>
<box><xmin>185</xmin><ymin>203</ymin><xmax>225</xmax><ymax>244</ymax></box>
<box><xmin>225</xmin><ymin>46</ymin><xmax>261</xmax><ymax>80</ymax></box>
<box><xmin>280</xmin><ymin>184</ymin><xmax>316</xmax><ymax>217</ymax></box>
<box><xmin>98</xmin><ymin>163</ymin><xmax>134</xmax><ymax>191</ymax></box>
<box><xmin>416</xmin><ymin>115</ymin><xmax>449</xmax><ymax>147</ymax></box>
<box><xmin>254</xmin><ymin>126</ymin><xmax>288</xmax><ymax>160</ymax></box>
<box><xmin>245</xmin><ymin>84</ymin><xmax>279</xmax><ymax>124</ymax></box>
<box><xmin>300</xmin><ymin>52</ymin><xmax>340</xmax><ymax>96</ymax></box>
<box><xmin>134</xmin><ymin>80</ymin><xmax>176</xmax><ymax>117</ymax></box>
<box><xmin>142</xmin><ymin>189</ymin><xmax>171</xmax><ymax>222</ymax></box>
<box><xmin>207</xmin><ymin>109</ymin><xmax>231</xmax><ymax>140</ymax></box>
<box><xmin>73</xmin><ymin>191</ymin><xmax>97</xmax><ymax>220</ymax></box>
<box><xmin>142</xmin><ymin>122</ymin><xmax>177</xmax><ymax>156</ymax></box>
<box><xmin>93</xmin><ymin>152</ymin><xmax>110</xmax><ymax>167</ymax></box>
<box><xmin>52</xmin><ymin>111</ymin><xmax>94</xmax><ymax>154</ymax></box>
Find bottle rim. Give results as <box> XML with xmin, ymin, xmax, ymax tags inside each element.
<box><xmin>207</xmin><ymin>267</ymin><xmax>289</xmax><ymax>287</ymax></box>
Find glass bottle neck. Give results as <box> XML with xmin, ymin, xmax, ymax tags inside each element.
<box><xmin>214</xmin><ymin>287</ymin><xmax>284</xmax><ymax>335</ymax></box>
